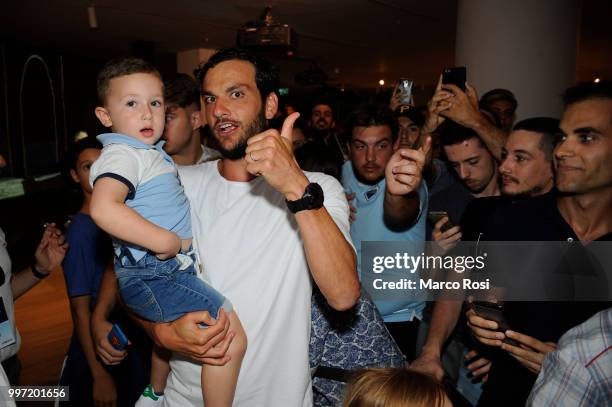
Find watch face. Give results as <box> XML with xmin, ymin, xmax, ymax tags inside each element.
<box><xmin>286</xmin><ymin>182</ymin><xmax>324</xmax><ymax>213</ymax></box>
<box><xmin>305</xmin><ymin>183</ymin><xmax>324</xmax><ymax>208</ymax></box>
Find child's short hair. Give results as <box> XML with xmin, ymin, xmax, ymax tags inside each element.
<box><xmin>96</xmin><ymin>57</ymin><xmax>161</xmax><ymax>105</ymax></box>
<box><xmin>343</xmin><ymin>368</ymin><xmax>449</xmax><ymax>407</ymax></box>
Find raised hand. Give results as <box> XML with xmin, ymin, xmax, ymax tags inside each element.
<box><xmin>422</xmin><ymin>75</ymin><xmax>450</xmax><ymax>134</ymax></box>
<box><xmin>385</xmin><ymin>137</ymin><xmax>431</xmax><ymax>196</ymax></box>
<box><xmin>245</xmin><ymin>112</ymin><xmax>309</xmax><ymax>200</ymax></box>
<box><xmin>34</xmin><ymin>223</ymin><xmax>68</xmax><ymax>275</ymax></box>
<box><xmin>439</xmin><ymin>82</ymin><xmax>483</xmax><ymax>129</ymax></box>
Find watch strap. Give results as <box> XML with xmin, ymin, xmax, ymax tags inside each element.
<box><xmin>31</xmin><ymin>262</ymin><xmax>49</xmax><ymax>279</ymax></box>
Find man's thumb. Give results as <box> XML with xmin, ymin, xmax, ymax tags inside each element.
<box><xmin>280</xmin><ymin>112</ymin><xmax>300</xmax><ymax>141</ymax></box>
<box><xmin>419</xmin><ymin>136</ymin><xmax>432</xmax><ymax>157</ymax></box>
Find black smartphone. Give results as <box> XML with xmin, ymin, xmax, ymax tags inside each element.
<box><xmin>428</xmin><ymin>211</ymin><xmax>455</xmax><ymax>233</ymax></box>
<box><xmin>472</xmin><ymin>301</ymin><xmax>519</xmax><ymax>346</ymax></box>
<box><xmin>442</xmin><ymin>66</ymin><xmax>467</xmax><ymax>91</ymax></box>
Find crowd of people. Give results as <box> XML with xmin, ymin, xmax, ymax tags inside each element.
<box><xmin>0</xmin><ymin>46</ymin><xmax>610</xmax><ymax>407</ymax></box>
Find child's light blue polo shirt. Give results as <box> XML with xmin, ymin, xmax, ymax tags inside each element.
<box><xmin>90</xmin><ymin>133</ymin><xmax>192</xmax><ymax>261</ymax></box>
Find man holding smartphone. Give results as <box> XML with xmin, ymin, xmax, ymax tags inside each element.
<box><xmin>466</xmin><ymin>81</ymin><xmax>612</xmax><ymax>406</ymax></box>
<box><xmin>413</xmin><ymin>93</ymin><xmax>559</xmax><ymax>404</ymax></box>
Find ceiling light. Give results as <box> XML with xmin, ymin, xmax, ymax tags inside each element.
<box><xmin>87</xmin><ymin>5</ymin><xmax>98</xmax><ymax>29</ymax></box>
<box><xmin>379</xmin><ymin>79</ymin><xmax>385</xmax><ymax>86</ymax></box>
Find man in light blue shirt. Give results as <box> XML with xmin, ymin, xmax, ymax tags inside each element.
<box><xmin>342</xmin><ymin>104</ymin><xmax>428</xmax><ymax>362</ymax></box>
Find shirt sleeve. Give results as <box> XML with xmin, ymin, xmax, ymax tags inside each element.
<box><xmin>89</xmin><ymin>144</ymin><xmax>142</xmax><ymax>198</ymax></box>
<box><xmin>527</xmin><ymin>348</ymin><xmax>593</xmax><ymax>406</ymax></box>
<box><xmin>311</xmin><ymin>173</ymin><xmax>356</xmax><ymax>254</ymax></box>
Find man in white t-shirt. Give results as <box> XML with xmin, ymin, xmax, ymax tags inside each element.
<box><xmin>135</xmin><ymin>48</ymin><xmax>361</xmax><ymax>406</ymax></box>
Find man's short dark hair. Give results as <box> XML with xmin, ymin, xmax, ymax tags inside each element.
<box><xmin>512</xmin><ymin>117</ymin><xmax>560</xmax><ymax>161</ymax></box>
<box><xmin>97</xmin><ymin>57</ymin><xmax>160</xmax><ymax>105</ymax></box>
<box><xmin>439</xmin><ymin>121</ymin><xmax>482</xmax><ymax>148</ymax></box>
<box><xmin>196</xmin><ymin>48</ymin><xmax>279</xmax><ymax>102</ymax></box>
<box><xmin>563</xmin><ymin>80</ymin><xmax>612</xmax><ymax>108</ymax></box>
<box><xmin>164</xmin><ymin>74</ymin><xmax>200</xmax><ymax>110</ymax></box>
<box><xmin>311</xmin><ymin>100</ymin><xmax>335</xmax><ymax>117</ymax></box>
<box><xmin>347</xmin><ymin>104</ymin><xmax>398</xmax><ymax>142</ymax></box>
<box><xmin>479</xmin><ymin>88</ymin><xmax>518</xmax><ymax>112</ymax></box>
<box><xmin>66</xmin><ymin>136</ymin><xmax>102</xmax><ymax>170</ymax></box>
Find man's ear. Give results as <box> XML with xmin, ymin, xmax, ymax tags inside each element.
<box><xmin>264</xmin><ymin>92</ymin><xmax>278</xmax><ymax>120</ymax></box>
<box><xmin>95</xmin><ymin>107</ymin><xmax>113</xmax><ymax>128</ymax></box>
<box><xmin>69</xmin><ymin>168</ymin><xmax>79</xmax><ymax>183</ymax></box>
<box><xmin>331</xmin><ymin>120</ymin><xmax>336</xmax><ymax>129</ymax></box>
<box><xmin>190</xmin><ymin>110</ymin><xmax>202</xmax><ymax>131</ymax></box>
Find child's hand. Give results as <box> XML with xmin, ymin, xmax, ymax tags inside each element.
<box><xmin>156</xmin><ymin>231</ymin><xmax>181</xmax><ymax>260</ymax></box>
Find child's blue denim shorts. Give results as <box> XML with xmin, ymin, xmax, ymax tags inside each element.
<box><xmin>114</xmin><ymin>247</ymin><xmax>230</xmax><ymax>323</ymax></box>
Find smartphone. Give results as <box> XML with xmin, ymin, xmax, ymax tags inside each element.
<box><xmin>442</xmin><ymin>66</ymin><xmax>466</xmax><ymax>91</ymax></box>
<box><xmin>428</xmin><ymin>211</ymin><xmax>455</xmax><ymax>232</ymax></box>
<box><xmin>472</xmin><ymin>301</ymin><xmax>519</xmax><ymax>346</ymax></box>
<box><xmin>108</xmin><ymin>324</ymin><xmax>129</xmax><ymax>351</ymax></box>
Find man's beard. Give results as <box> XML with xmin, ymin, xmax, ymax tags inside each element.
<box><xmin>213</xmin><ymin>110</ymin><xmax>267</xmax><ymax>160</ymax></box>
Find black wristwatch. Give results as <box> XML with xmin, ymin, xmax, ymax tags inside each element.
<box><xmin>31</xmin><ymin>262</ymin><xmax>49</xmax><ymax>279</ymax></box>
<box><xmin>286</xmin><ymin>182</ymin><xmax>324</xmax><ymax>213</ymax></box>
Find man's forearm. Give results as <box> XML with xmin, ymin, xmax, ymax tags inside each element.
<box><xmin>420</xmin><ymin>300</ymin><xmax>464</xmax><ymax>357</ymax></box>
<box><xmin>72</xmin><ymin>298</ymin><xmax>111</xmax><ymax>378</ymax></box>
<box><xmin>295</xmin><ymin>208</ymin><xmax>359</xmax><ymax>311</ymax></box>
<box><xmin>383</xmin><ymin>190</ymin><xmax>420</xmax><ymax>230</ymax></box>
<box><xmin>11</xmin><ymin>267</ymin><xmax>42</xmax><ymax>300</ymax></box>
<box><xmin>470</xmin><ymin>115</ymin><xmax>507</xmax><ymax>162</ymax></box>
<box><xmin>92</xmin><ymin>266</ymin><xmax>118</xmax><ymax>322</ymax></box>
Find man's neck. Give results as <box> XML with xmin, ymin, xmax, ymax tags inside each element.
<box><xmin>472</xmin><ymin>177</ymin><xmax>500</xmax><ymax>199</ymax></box>
<box><xmin>558</xmin><ymin>187</ymin><xmax>612</xmax><ymax>242</ymax></box>
<box><xmin>218</xmin><ymin>158</ymin><xmax>256</xmax><ymax>182</ymax></box>
<box><xmin>171</xmin><ymin>135</ymin><xmax>202</xmax><ymax>166</ymax></box>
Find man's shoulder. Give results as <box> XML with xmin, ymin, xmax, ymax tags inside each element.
<box><xmin>552</xmin><ymin>308</ymin><xmax>612</xmax><ymax>386</ymax></box>
<box><xmin>304</xmin><ymin>171</ymin><xmax>344</xmax><ymax>195</ymax></box>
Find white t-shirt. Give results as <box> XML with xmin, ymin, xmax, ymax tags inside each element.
<box><xmin>163</xmin><ymin>161</ymin><xmax>352</xmax><ymax>407</ymax></box>
<box><xmin>0</xmin><ymin>228</ymin><xmax>20</xmax><ymax>363</ymax></box>
<box><xmin>197</xmin><ymin>145</ymin><xmax>222</xmax><ymax>164</ymax></box>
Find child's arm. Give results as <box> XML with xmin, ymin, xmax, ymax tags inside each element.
<box><xmin>91</xmin><ymin>177</ymin><xmax>181</xmax><ymax>258</ymax></box>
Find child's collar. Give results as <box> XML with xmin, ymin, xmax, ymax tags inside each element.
<box><xmin>97</xmin><ymin>132</ymin><xmax>164</xmax><ymax>150</ymax></box>
<box><xmin>97</xmin><ymin>133</ymin><xmax>173</xmax><ymax>164</ymax></box>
